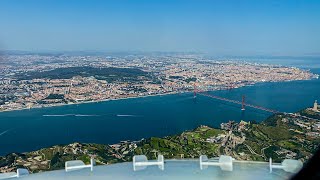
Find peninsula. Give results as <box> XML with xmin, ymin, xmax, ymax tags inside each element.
<box><xmin>0</xmin><ymin>53</ymin><xmax>318</xmax><ymax>112</ymax></box>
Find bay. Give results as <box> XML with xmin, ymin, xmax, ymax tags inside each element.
<box><xmin>0</xmin><ymin>67</ymin><xmax>319</xmax><ymax>156</ymax></box>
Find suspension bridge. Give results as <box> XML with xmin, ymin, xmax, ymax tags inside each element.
<box><xmin>193</xmin><ymin>85</ymin><xmax>281</xmax><ymax>114</ymax></box>
<box><xmin>193</xmin><ymin>85</ymin><xmax>318</xmax><ymax>121</ymax></box>
<box><xmin>197</xmin><ymin>92</ymin><xmax>281</xmax><ymax>114</ymax></box>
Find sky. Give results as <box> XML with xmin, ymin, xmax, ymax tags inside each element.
<box><xmin>0</xmin><ymin>0</ymin><xmax>320</xmax><ymax>56</ymax></box>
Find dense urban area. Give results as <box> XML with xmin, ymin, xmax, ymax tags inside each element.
<box><xmin>0</xmin><ymin>53</ymin><xmax>318</xmax><ymax>111</ymax></box>
<box><xmin>0</xmin><ymin>105</ymin><xmax>319</xmax><ymax>173</ymax></box>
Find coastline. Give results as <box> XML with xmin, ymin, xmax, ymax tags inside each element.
<box><xmin>0</xmin><ymin>77</ymin><xmax>318</xmax><ymax>114</ymax></box>
<box><xmin>1</xmin><ymin>76</ymin><xmax>319</xmax><ymax>157</ymax></box>
<box><xmin>1</xmin><ymin>108</ymin><xmax>319</xmax><ymax>172</ymax></box>
<box><xmin>0</xmin><ymin>91</ymin><xmax>181</xmax><ymax>113</ymax></box>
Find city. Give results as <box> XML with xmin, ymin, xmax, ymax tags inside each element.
<box><xmin>0</xmin><ymin>53</ymin><xmax>317</xmax><ymax>112</ymax></box>
<box><xmin>1</xmin><ymin>0</ymin><xmax>320</xmax><ymax>179</ymax></box>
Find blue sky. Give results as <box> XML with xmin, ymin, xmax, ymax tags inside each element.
<box><xmin>0</xmin><ymin>0</ymin><xmax>319</xmax><ymax>56</ymax></box>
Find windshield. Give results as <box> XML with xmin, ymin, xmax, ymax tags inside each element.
<box><xmin>0</xmin><ymin>0</ymin><xmax>320</xmax><ymax>179</ymax></box>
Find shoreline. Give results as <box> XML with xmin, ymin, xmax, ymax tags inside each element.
<box><xmin>0</xmin><ymin>91</ymin><xmax>181</xmax><ymax>113</ymax></box>
<box><xmin>0</xmin><ymin>77</ymin><xmax>318</xmax><ymax>114</ymax></box>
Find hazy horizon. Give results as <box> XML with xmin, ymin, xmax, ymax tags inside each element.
<box><xmin>1</xmin><ymin>0</ymin><xmax>320</xmax><ymax>56</ymax></box>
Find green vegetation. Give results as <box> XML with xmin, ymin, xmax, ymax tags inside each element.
<box><xmin>1</xmin><ymin>108</ymin><xmax>319</xmax><ymax>173</ymax></box>
<box><xmin>184</xmin><ymin>77</ymin><xmax>197</xmax><ymax>83</ymax></box>
<box><xmin>300</xmin><ymin>109</ymin><xmax>320</xmax><ymax>120</ymax></box>
<box><xmin>45</xmin><ymin>94</ymin><xmax>64</xmax><ymax>99</ymax></box>
<box><xmin>168</xmin><ymin>76</ymin><xmax>183</xmax><ymax>79</ymax></box>
<box><xmin>16</xmin><ymin>67</ymin><xmax>152</xmax><ymax>82</ymax></box>
<box><xmin>136</xmin><ymin>126</ymin><xmax>224</xmax><ymax>160</ymax></box>
<box><xmin>255</xmin><ymin>125</ymin><xmax>292</xmax><ymax>140</ymax></box>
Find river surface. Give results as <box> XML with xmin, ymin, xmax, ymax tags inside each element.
<box><xmin>0</xmin><ymin>59</ymin><xmax>320</xmax><ymax>155</ymax></box>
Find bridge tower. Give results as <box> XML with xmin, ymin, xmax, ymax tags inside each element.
<box><xmin>241</xmin><ymin>95</ymin><xmax>245</xmax><ymax>111</ymax></box>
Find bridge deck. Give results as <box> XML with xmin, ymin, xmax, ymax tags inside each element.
<box><xmin>198</xmin><ymin>92</ymin><xmax>280</xmax><ymax>113</ymax></box>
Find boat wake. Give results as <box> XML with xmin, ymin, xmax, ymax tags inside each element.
<box><xmin>0</xmin><ymin>129</ymin><xmax>12</xmax><ymax>136</ymax></box>
<box><xmin>74</xmin><ymin>114</ymin><xmax>100</xmax><ymax>117</ymax></box>
<box><xmin>116</xmin><ymin>114</ymin><xmax>140</xmax><ymax>117</ymax></box>
<box><xmin>43</xmin><ymin>114</ymin><xmax>137</xmax><ymax>117</ymax></box>
<box><xmin>43</xmin><ymin>114</ymin><xmax>100</xmax><ymax>117</ymax></box>
<box><xmin>43</xmin><ymin>114</ymin><xmax>71</xmax><ymax>117</ymax></box>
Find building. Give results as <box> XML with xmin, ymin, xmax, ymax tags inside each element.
<box><xmin>313</xmin><ymin>100</ymin><xmax>318</xmax><ymax>111</ymax></box>
<box><xmin>313</xmin><ymin>123</ymin><xmax>320</xmax><ymax>131</ymax></box>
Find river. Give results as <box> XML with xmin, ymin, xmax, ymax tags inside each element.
<box><xmin>0</xmin><ymin>59</ymin><xmax>319</xmax><ymax>155</ymax></box>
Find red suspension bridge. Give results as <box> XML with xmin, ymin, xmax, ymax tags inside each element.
<box><xmin>193</xmin><ymin>85</ymin><xmax>281</xmax><ymax>114</ymax></box>
<box><xmin>192</xmin><ymin>85</ymin><xmax>320</xmax><ymax>121</ymax></box>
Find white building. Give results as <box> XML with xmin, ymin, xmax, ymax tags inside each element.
<box><xmin>313</xmin><ymin>100</ymin><xmax>318</xmax><ymax>111</ymax></box>
<box><xmin>313</xmin><ymin>123</ymin><xmax>320</xmax><ymax>131</ymax></box>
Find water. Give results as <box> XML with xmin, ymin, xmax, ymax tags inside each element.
<box><xmin>217</xmin><ymin>56</ymin><xmax>320</xmax><ymax>69</ymax></box>
<box><xmin>0</xmin><ymin>66</ymin><xmax>320</xmax><ymax>156</ymax></box>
